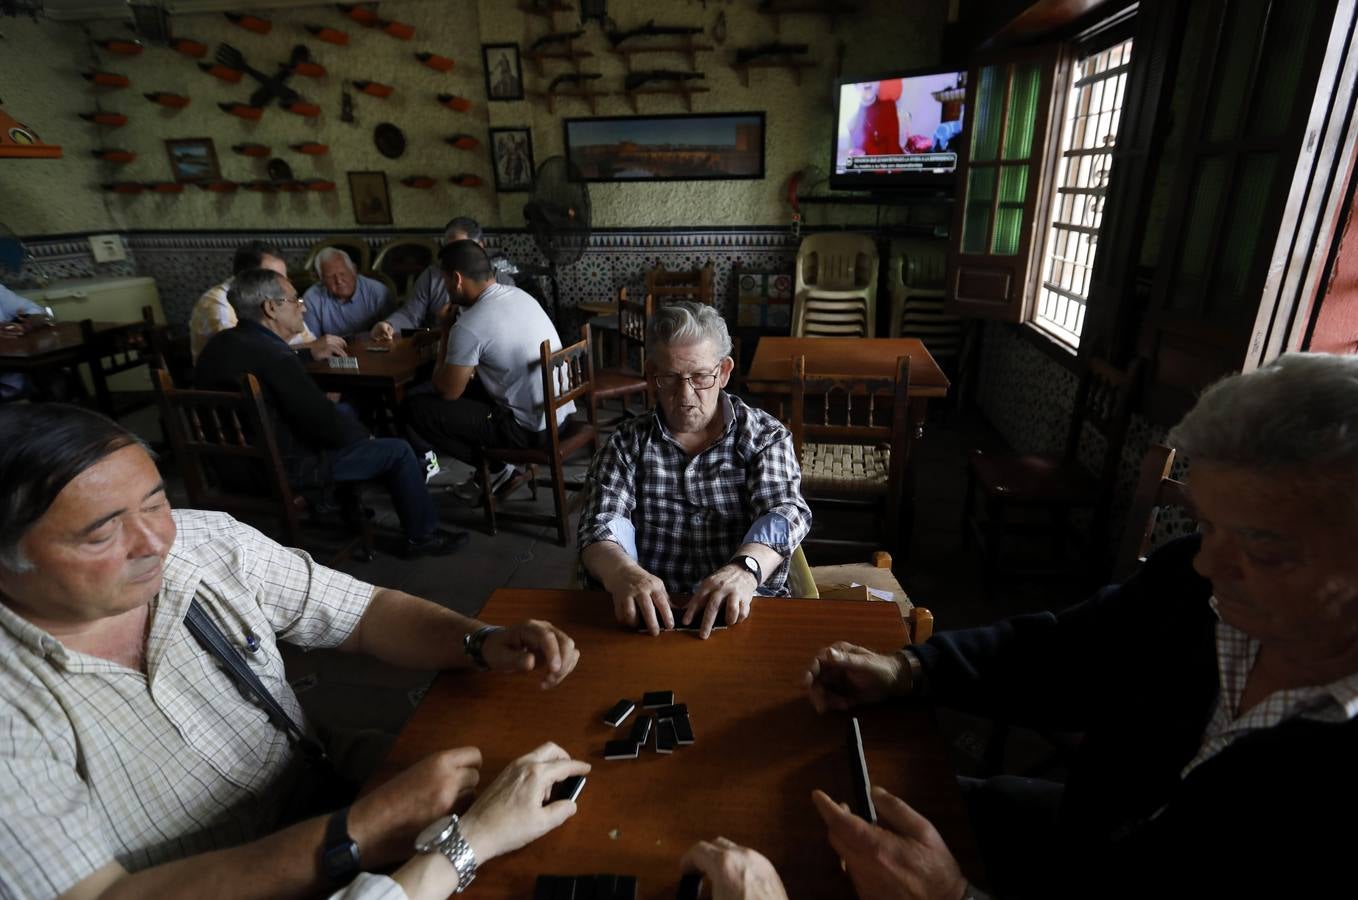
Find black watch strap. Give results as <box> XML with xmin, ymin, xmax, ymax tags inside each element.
<box><xmin>321</xmin><ymin>806</ymin><xmax>362</xmax><ymax>880</ymax></box>
<box><xmin>464</xmin><ymin>625</ymin><xmax>504</xmax><ymax>671</ymax></box>
<box><xmin>729</xmin><ymin>554</ymin><xmax>763</xmax><ymax>586</ymax></box>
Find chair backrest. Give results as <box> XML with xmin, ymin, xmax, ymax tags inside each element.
<box><xmin>790</xmin><ymin>354</ymin><xmax>912</xmax><ymax>491</ymax></box>
<box><xmin>303</xmin><ymin>235</ymin><xmax>372</xmax><ymax>275</ymax></box>
<box><xmin>540</xmin><ymin>324</ymin><xmax>598</xmax><ymax>454</ymax></box>
<box><xmin>1117</xmin><ymin>443</ymin><xmax>1192</xmax><ymax>579</ymax></box>
<box><xmin>80</xmin><ymin>305</ymin><xmax>161</xmax><ymax>414</ymax></box>
<box><xmin>1066</xmin><ymin>357</ymin><xmax>1144</xmax><ymax>490</ymax></box>
<box><xmin>615</xmin><ymin>286</ymin><xmax>653</xmax><ymax>371</ymax></box>
<box><xmin>372</xmin><ymin>237</ymin><xmax>440</xmax><ymax>297</ymax></box>
<box><xmin>887</xmin><ymin>243</ymin><xmax>964</xmax><ymax>362</ymax></box>
<box><xmin>153</xmin><ymin>367</ymin><xmax>302</xmax><ymax>544</ymax></box>
<box><xmin>646</xmin><ymin>261</ymin><xmax>714</xmax><ymax>306</ymax></box>
<box><xmin>795</xmin><ymin>233</ymin><xmax>878</xmax><ymax>294</ymax></box>
<box><xmin>366</xmin><ymin>269</ymin><xmax>400</xmax><ymax>307</ymax></box>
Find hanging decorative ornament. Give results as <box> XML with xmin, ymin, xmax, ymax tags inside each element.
<box><xmin>233</xmin><ymin>143</ymin><xmax>272</xmax><ymax>157</ymax></box>
<box><xmin>294</xmin><ymin>61</ymin><xmax>327</xmax><ymax>78</ymax></box>
<box><xmin>282</xmin><ymin>100</ymin><xmax>322</xmax><ymax>118</ymax></box>
<box><xmin>449</xmin><ymin>174</ymin><xmax>482</xmax><ymax>187</ymax></box>
<box><xmin>400</xmin><ymin>175</ymin><xmax>436</xmax><ymax>188</ymax></box>
<box><xmin>290</xmin><ymin>142</ymin><xmax>329</xmax><ymax>155</ymax></box>
<box><xmin>374</xmin><ymin>122</ymin><xmax>406</xmax><ymax>159</ymax></box>
<box><xmin>199</xmin><ymin>180</ymin><xmax>240</xmax><ymax>193</ymax></box>
<box><xmin>219</xmin><ymin>102</ymin><xmax>264</xmax><ymax>120</ymax></box>
<box><xmin>172</xmin><ymin>38</ymin><xmax>209</xmax><ymax>59</ymax></box>
<box><xmin>224</xmin><ymin>13</ymin><xmax>272</xmax><ymax>35</ymax></box>
<box><xmin>445</xmin><ymin>134</ymin><xmax>479</xmax><ymax>150</ymax></box>
<box><xmin>145</xmin><ymin>92</ymin><xmax>191</xmax><ymax>109</ymax></box>
<box><xmin>380</xmin><ymin>20</ymin><xmax>415</xmax><ymax>40</ymax></box>
<box><xmin>340</xmin><ymin>4</ymin><xmax>381</xmax><ymax>27</ymax></box>
<box><xmin>353</xmin><ymin>80</ymin><xmax>394</xmax><ymax>98</ymax></box>
<box><xmin>341</xmin><ymin>87</ymin><xmax>356</xmax><ymax>123</ymax></box>
<box><xmin>306</xmin><ymin>25</ymin><xmax>350</xmax><ymax>46</ymax></box>
<box><xmin>92</xmin><ymin>148</ymin><xmax>136</xmax><ymax>163</ymax></box>
<box><xmin>145</xmin><ymin>181</ymin><xmax>186</xmax><ymax>194</ymax></box>
<box><xmin>438</xmin><ymin>93</ymin><xmax>472</xmax><ymax>112</ymax></box>
<box><xmin>83</xmin><ymin>71</ymin><xmax>130</xmax><ymax>88</ymax></box>
<box><xmin>416</xmin><ymin>52</ymin><xmax>454</xmax><ymax>73</ymax></box>
<box><xmin>80</xmin><ymin>112</ymin><xmax>128</xmax><ymax>127</ymax></box>
<box><xmin>200</xmin><ymin>63</ymin><xmax>245</xmax><ymax>84</ymax></box>
<box><xmin>98</xmin><ymin>39</ymin><xmax>144</xmax><ymax>56</ymax></box>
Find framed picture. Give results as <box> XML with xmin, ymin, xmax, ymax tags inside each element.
<box><xmin>164</xmin><ymin>138</ymin><xmax>220</xmax><ymax>182</ymax></box>
<box><xmin>489</xmin><ymin>127</ymin><xmax>535</xmax><ymax>192</ymax></box>
<box><xmin>482</xmin><ymin>43</ymin><xmax>524</xmax><ymax>101</ymax></box>
<box><xmin>347</xmin><ymin>171</ymin><xmax>392</xmax><ymax>225</ymax></box>
<box><xmin>563</xmin><ymin>112</ymin><xmax>766</xmax><ymax>182</ymax></box>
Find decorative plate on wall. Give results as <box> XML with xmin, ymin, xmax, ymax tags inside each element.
<box><xmin>374</xmin><ymin>122</ymin><xmax>406</xmax><ymax>159</ymax></box>
<box><xmin>266</xmin><ymin>158</ymin><xmax>294</xmax><ymax>181</ymax></box>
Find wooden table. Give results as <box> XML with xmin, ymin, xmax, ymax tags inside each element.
<box><xmin>745</xmin><ymin>336</ymin><xmax>950</xmax><ymax>401</ymax></box>
<box><xmin>368</xmin><ymin>589</ymin><xmax>980</xmax><ymax>899</ymax></box>
<box><xmin>0</xmin><ymin>320</ymin><xmax>122</xmax><ymax>370</ymax></box>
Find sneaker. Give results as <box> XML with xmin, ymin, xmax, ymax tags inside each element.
<box><xmin>451</xmin><ymin>471</ymin><xmax>482</xmax><ymax>502</ymax></box>
<box><xmin>403</xmin><ymin>528</ymin><xmax>470</xmax><ymax>558</ymax></box>
<box><xmin>493</xmin><ymin>465</ymin><xmax>533</xmax><ymax>501</ymax></box>
<box><xmin>453</xmin><ymin>465</ymin><xmax>520</xmax><ymax>502</ymax></box>
<box><xmin>422</xmin><ymin>450</ymin><xmax>441</xmax><ymax>484</ymax></box>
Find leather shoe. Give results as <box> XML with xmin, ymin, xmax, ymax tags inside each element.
<box><xmin>403</xmin><ymin>528</ymin><xmax>470</xmax><ymax>558</ymax></box>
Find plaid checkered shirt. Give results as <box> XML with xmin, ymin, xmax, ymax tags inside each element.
<box><xmin>1180</xmin><ymin>601</ymin><xmax>1358</xmax><ymax>779</ymax></box>
<box><xmin>0</xmin><ymin>509</ymin><xmax>376</xmax><ymax>899</ymax></box>
<box><xmin>579</xmin><ymin>393</ymin><xmax>811</xmax><ymax>596</ymax></box>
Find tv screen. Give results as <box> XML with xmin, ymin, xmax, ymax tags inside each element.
<box><xmin>830</xmin><ymin>69</ymin><xmax>966</xmax><ymax>191</ymax></box>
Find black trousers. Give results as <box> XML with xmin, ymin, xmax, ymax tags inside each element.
<box><xmin>404</xmin><ymin>379</ymin><xmax>545</xmax><ymax>470</ymax></box>
<box><xmin>957</xmin><ymin>774</ymin><xmax>1065</xmax><ymax>898</ymax></box>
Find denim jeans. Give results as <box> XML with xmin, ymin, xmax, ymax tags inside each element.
<box><xmin>329</xmin><ymin>438</ymin><xmax>437</xmax><ymax>541</ymax></box>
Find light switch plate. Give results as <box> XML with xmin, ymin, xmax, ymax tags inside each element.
<box><xmin>89</xmin><ymin>234</ymin><xmax>126</xmax><ymax>263</ymax></box>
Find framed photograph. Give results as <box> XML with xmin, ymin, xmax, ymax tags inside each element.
<box><xmin>164</xmin><ymin>138</ymin><xmax>220</xmax><ymax>183</ymax></box>
<box><xmin>347</xmin><ymin>171</ymin><xmax>392</xmax><ymax>225</ymax></box>
<box><xmin>482</xmin><ymin>43</ymin><xmax>524</xmax><ymax>101</ymax></box>
<box><xmin>563</xmin><ymin>112</ymin><xmax>766</xmax><ymax>182</ymax></box>
<box><xmin>489</xmin><ymin>127</ymin><xmax>535</xmax><ymax>192</ymax></box>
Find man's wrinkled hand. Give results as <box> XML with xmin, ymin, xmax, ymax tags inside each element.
<box><xmin>308</xmin><ymin>335</ymin><xmax>349</xmax><ymax>359</ymax></box>
<box><xmin>685</xmin><ymin>564</ymin><xmax>756</xmax><ymax>638</ymax></box>
<box><xmin>481</xmin><ymin>620</ymin><xmax>579</xmax><ymax>688</ymax></box>
<box><xmin>459</xmin><ymin>742</ymin><xmax>590</xmax><ymax>863</ymax></box>
<box><xmin>802</xmin><ymin>642</ymin><xmax>909</xmax><ymax>714</ymax></box>
<box><xmin>679</xmin><ymin>837</ymin><xmax>789</xmax><ymax>900</ymax></box>
<box><xmin>812</xmin><ymin>787</ymin><xmax>968</xmax><ymax>900</ymax></box>
<box><xmin>606</xmin><ymin>565</ymin><xmax>673</xmax><ymax>635</ymax></box>
<box><xmin>349</xmin><ymin>747</ymin><xmax>482</xmax><ymax>865</ymax></box>
<box><xmin>370</xmin><ymin>321</ymin><xmax>395</xmax><ymax>341</ymax></box>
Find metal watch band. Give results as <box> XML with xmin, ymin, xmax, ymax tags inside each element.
<box><xmin>439</xmin><ymin>814</ymin><xmax>478</xmax><ymax>893</ymax></box>
<box><xmin>463</xmin><ymin>625</ymin><xmax>504</xmax><ymax>671</ymax></box>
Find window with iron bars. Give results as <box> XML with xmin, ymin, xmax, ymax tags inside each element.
<box><xmin>1032</xmin><ymin>38</ymin><xmax>1134</xmax><ymax>348</ymax></box>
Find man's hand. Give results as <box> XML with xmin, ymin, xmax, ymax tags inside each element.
<box><xmin>812</xmin><ymin>787</ymin><xmax>968</xmax><ymax>900</ymax></box>
<box><xmin>481</xmin><ymin>620</ymin><xmax>580</xmax><ymax>689</ymax></box>
<box><xmin>605</xmin><ymin>564</ymin><xmax>674</xmax><ymax>635</ymax></box>
<box><xmin>306</xmin><ymin>335</ymin><xmax>348</xmax><ymax>359</ymax></box>
<box><xmin>679</xmin><ymin>837</ymin><xmax>789</xmax><ymax>900</ymax></box>
<box><xmin>349</xmin><ymin>747</ymin><xmax>483</xmax><ymax>866</ymax></box>
<box><xmin>371</xmin><ymin>320</ymin><xmax>396</xmax><ymax>341</ymax></box>
<box><xmin>685</xmin><ymin>564</ymin><xmax>757</xmax><ymax>639</ymax></box>
<box><xmin>803</xmin><ymin>642</ymin><xmax>911</xmax><ymax>714</ymax></box>
<box><xmin>459</xmin><ymin>742</ymin><xmax>590</xmax><ymax>863</ymax></box>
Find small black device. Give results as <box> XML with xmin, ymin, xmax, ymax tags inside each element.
<box><xmin>677</xmin><ymin>872</ymin><xmax>704</xmax><ymax>900</ymax></box>
<box><xmin>604</xmin><ymin>739</ymin><xmax>640</xmax><ymax>760</ymax></box>
<box><xmin>653</xmin><ymin>702</ymin><xmax>687</xmax><ymax>720</ymax></box>
<box><xmin>548</xmin><ymin>774</ymin><xmax>587</xmax><ymax>804</ymax></box>
<box><xmin>320</xmin><ymin>806</ymin><xmax>362</xmax><ymax>880</ymax></box>
<box><xmin>642</xmin><ymin>690</ymin><xmax>674</xmax><ymax>708</ymax></box>
<box><xmin>673</xmin><ymin>712</ymin><xmax>695</xmax><ymax>746</ymax></box>
<box><xmin>628</xmin><ymin>714</ymin><xmax>653</xmax><ymax>747</ymax></box>
<box><xmin>656</xmin><ymin>718</ymin><xmax>677</xmax><ymax>754</ymax></box>
<box><xmin>848</xmin><ymin>717</ymin><xmax>878</xmax><ymax>824</ymax></box>
<box><xmin>603</xmin><ymin>698</ymin><xmax>636</xmax><ymax>727</ymax></box>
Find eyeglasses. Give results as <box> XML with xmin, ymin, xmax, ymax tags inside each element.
<box><xmin>653</xmin><ymin>369</ymin><xmax>721</xmax><ymax>391</ymax></box>
<box><xmin>271</xmin><ymin>295</ymin><xmax>304</xmax><ymax>306</ymax></box>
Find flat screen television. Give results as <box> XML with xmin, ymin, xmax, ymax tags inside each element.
<box><xmin>829</xmin><ymin>67</ymin><xmax>967</xmax><ymax>192</ymax></box>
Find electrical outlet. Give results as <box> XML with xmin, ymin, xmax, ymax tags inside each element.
<box><xmin>89</xmin><ymin>234</ymin><xmax>126</xmax><ymax>263</ymax></box>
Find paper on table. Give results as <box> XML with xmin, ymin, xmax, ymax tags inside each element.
<box><xmin>850</xmin><ymin>582</ymin><xmax>894</xmax><ymax>602</ymax></box>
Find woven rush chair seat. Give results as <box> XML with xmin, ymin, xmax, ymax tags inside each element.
<box><xmin>800</xmin><ymin>442</ymin><xmax>891</xmax><ymax>496</ymax></box>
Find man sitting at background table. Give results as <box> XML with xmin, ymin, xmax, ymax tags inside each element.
<box><xmin>189</xmin><ymin>240</ymin><xmax>346</xmax><ymax>362</ymax></box>
<box><xmin>1</xmin><ymin>280</ymin><xmax>50</xmax><ymax>401</ymax></box>
<box><xmin>0</xmin><ymin>402</ymin><xmax>586</xmax><ymax>900</ymax></box>
<box><xmin>579</xmin><ymin>302</ymin><xmax>811</xmax><ymax>639</ymax></box>
<box><xmin>404</xmin><ymin>240</ymin><xmax>570</xmax><ymax>503</ymax></box>
<box><xmin>370</xmin><ymin>216</ymin><xmax>517</xmax><ymax>341</ymax></box>
<box><xmin>196</xmin><ymin>268</ymin><xmax>467</xmax><ymax>558</ymax></box>
<box><xmin>801</xmin><ymin>352</ymin><xmax>1358</xmax><ymax>897</ymax></box>
<box><xmin>303</xmin><ymin>248</ymin><xmax>393</xmax><ymax>340</ymax></box>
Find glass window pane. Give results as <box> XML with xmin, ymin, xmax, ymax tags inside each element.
<box><xmin>962</xmin><ymin>167</ymin><xmax>997</xmax><ymax>254</ymax></box>
<box><xmin>971</xmin><ymin>65</ymin><xmax>1004</xmax><ymax>162</ymax></box>
<box><xmin>1169</xmin><ymin>156</ymin><xmax>1229</xmax><ymax>311</ymax></box>
<box><xmin>1206</xmin><ymin>1</ymin><xmax>1269</xmax><ymax>141</ymax></box>
<box><xmin>1208</xmin><ymin>153</ymin><xmax>1278</xmax><ymax>315</ymax></box>
<box><xmin>1002</xmin><ymin>61</ymin><xmax>1043</xmax><ymax>160</ymax></box>
<box><xmin>991</xmin><ymin>165</ymin><xmax>1029</xmax><ymax>255</ymax></box>
<box><xmin>1247</xmin><ymin>0</ymin><xmax>1319</xmax><ymax>140</ymax></box>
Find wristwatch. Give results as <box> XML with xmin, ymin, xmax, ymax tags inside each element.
<box><xmin>728</xmin><ymin>554</ymin><xmax>763</xmax><ymax>587</ymax></box>
<box><xmin>414</xmin><ymin>813</ymin><xmax>478</xmax><ymax>893</ymax></box>
<box><xmin>463</xmin><ymin>625</ymin><xmax>504</xmax><ymax>671</ymax></box>
<box><xmin>320</xmin><ymin>806</ymin><xmax>362</xmax><ymax>881</ymax></box>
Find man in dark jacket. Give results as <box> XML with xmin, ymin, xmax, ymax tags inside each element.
<box><xmin>796</xmin><ymin>352</ymin><xmax>1358</xmax><ymax>898</ymax></box>
<box><xmin>195</xmin><ymin>268</ymin><xmax>466</xmax><ymax>558</ymax></box>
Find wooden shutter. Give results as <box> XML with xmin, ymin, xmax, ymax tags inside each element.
<box><xmin>946</xmin><ymin>44</ymin><xmax>1065</xmax><ymax>321</ymax></box>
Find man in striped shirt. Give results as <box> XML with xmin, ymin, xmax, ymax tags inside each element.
<box><xmin>0</xmin><ymin>404</ymin><xmax>586</xmax><ymax>899</ymax></box>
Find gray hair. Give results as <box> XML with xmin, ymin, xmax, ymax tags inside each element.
<box><xmin>443</xmin><ymin>216</ymin><xmax>483</xmax><ymax>243</ymax></box>
<box><xmin>311</xmin><ymin>246</ymin><xmax>357</xmax><ymax>279</ymax></box>
<box><xmin>647</xmin><ymin>301</ymin><xmax>732</xmax><ymax>360</ymax></box>
<box><xmin>228</xmin><ymin>268</ymin><xmax>287</xmax><ymax>324</ymax></box>
<box><xmin>1168</xmin><ymin>353</ymin><xmax>1358</xmax><ymax>471</ymax></box>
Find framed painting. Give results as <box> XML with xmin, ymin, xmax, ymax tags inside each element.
<box><xmin>563</xmin><ymin>112</ymin><xmax>766</xmax><ymax>182</ymax></box>
<box><xmin>164</xmin><ymin>137</ymin><xmax>220</xmax><ymax>182</ymax></box>
<box><xmin>482</xmin><ymin>43</ymin><xmax>524</xmax><ymax>101</ymax></box>
<box><xmin>347</xmin><ymin>171</ymin><xmax>393</xmax><ymax>225</ymax></box>
<box><xmin>489</xmin><ymin>127</ymin><xmax>535</xmax><ymax>192</ymax></box>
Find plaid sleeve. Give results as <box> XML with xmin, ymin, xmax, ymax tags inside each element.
<box><xmin>0</xmin><ymin>697</ymin><xmax>113</xmax><ymax>899</ymax></box>
<box><xmin>578</xmin><ymin>424</ymin><xmax>641</xmax><ymax>549</ymax></box>
<box><xmin>745</xmin><ymin>428</ymin><xmax>812</xmax><ymax>555</ymax></box>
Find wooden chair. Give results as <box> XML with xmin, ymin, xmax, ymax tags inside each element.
<box><xmin>153</xmin><ymin>369</ymin><xmax>374</xmax><ymax>562</ymax></box>
<box><xmin>592</xmin><ymin>287</ymin><xmax>653</xmax><ymax>418</ymax></box>
<box><xmin>303</xmin><ymin>235</ymin><xmax>371</xmax><ymax>274</ymax></box>
<box><xmin>790</xmin><ymin>354</ymin><xmax>912</xmax><ymax>557</ymax></box>
<box><xmin>373</xmin><ymin>237</ymin><xmax>440</xmax><ymax>298</ymax></box>
<box><xmin>365</xmin><ymin>269</ymin><xmax>401</xmax><ymax>308</ymax></box>
<box><xmin>788</xmin><ymin>547</ymin><xmax>934</xmax><ymax>643</ymax></box>
<box><xmin>646</xmin><ymin>261</ymin><xmax>715</xmax><ymax>306</ymax></box>
<box><xmin>963</xmin><ymin>357</ymin><xmax>1143</xmax><ymax>593</ymax></box>
<box><xmin>480</xmin><ymin>325</ymin><xmax>601</xmax><ymax>546</ymax></box>
<box><xmin>80</xmin><ymin>304</ymin><xmax>161</xmax><ymax>419</ymax></box>
<box><xmin>792</xmin><ymin>233</ymin><xmax>878</xmax><ymax>338</ymax></box>
<box><xmin>1116</xmin><ymin>443</ymin><xmax>1192</xmax><ymax>579</ymax></box>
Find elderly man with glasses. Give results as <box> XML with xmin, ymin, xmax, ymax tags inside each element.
<box><xmin>579</xmin><ymin>301</ymin><xmax>811</xmax><ymax>638</ymax></box>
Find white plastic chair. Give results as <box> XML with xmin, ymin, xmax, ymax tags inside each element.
<box><xmin>791</xmin><ymin>233</ymin><xmax>878</xmax><ymax>338</ymax></box>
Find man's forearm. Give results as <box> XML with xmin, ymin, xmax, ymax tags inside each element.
<box><xmin>732</xmin><ymin>542</ymin><xmax>785</xmax><ymax>589</ymax></box>
<box><xmin>340</xmin><ymin>588</ymin><xmax>484</xmax><ymax>670</ymax></box>
<box><xmin>581</xmin><ymin>540</ymin><xmax>645</xmax><ymax>589</ymax></box>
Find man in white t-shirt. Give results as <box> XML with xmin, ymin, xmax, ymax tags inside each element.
<box><xmin>406</xmin><ymin>241</ymin><xmax>573</xmax><ymax>499</ymax></box>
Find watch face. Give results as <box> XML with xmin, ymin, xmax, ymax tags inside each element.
<box><xmin>414</xmin><ymin>814</ymin><xmax>456</xmax><ymax>851</ymax></box>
